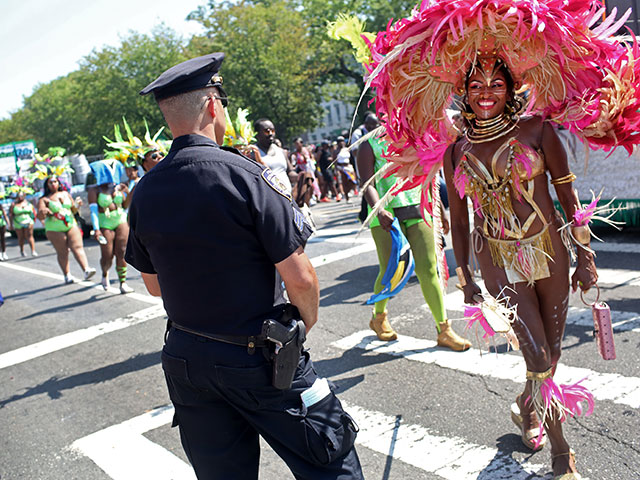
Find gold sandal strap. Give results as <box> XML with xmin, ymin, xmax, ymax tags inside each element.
<box><xmin>526</xmin><ymin>367</ymin><xmax>554</xmax><ymax>381</ymax></box>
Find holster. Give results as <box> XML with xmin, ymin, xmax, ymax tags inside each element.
<box><xmin>261</xmin><ymin>304</ymin><xmax>307</xmax><ymax>390</ymax></box>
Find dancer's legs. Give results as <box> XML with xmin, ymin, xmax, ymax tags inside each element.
<box><xmin>16</xmin><ymin>228</ymin><xmax>26</xmax><ymax>254</ymax></box>
<box><xmin>66</xmin><ymin>226</ymin><xmax>90</xmax><ymax>271</ymax></box>
<box><xmin>46</xmin><ymin>231</ymin><xmax>70</xmax><ymax>275</ymax></box>
<box><xmin>403</xmin><ymin>221</ymin><xmax>446</xmax><ymax>329</ymax></box>
<box><xmin>99</xmin><ymin>229</ymin><xmax>116</xmax><ymax>275</ymax></box>
<box><xmin>114</xmin><ymin>222</ymin><xmax>129</xmax><ymax>283</ymax></box>
<box><xmin>26</xmin><ymin>225</ymin><xmax>36</xmax><ymax>253</ymax></box>
<box><xmin>474</xmin><ymin>231</ymin><xmax>576</xmax><ymax>475</ymax></box>
<box><xmin>370</xmin><ymin>226</ymin><xmax>392</xmax><ymax>315</ymax></box>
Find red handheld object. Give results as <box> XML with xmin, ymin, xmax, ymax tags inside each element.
<box><xmin>582</xmin><ymin>285</ymin><xmax>616</xmax><ymax>361</ymax></box>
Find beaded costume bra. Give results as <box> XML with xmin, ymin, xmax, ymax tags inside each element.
<box><xmin>453</xmin><ymin>137</ymin><xmax>547</xmax><ymax>241</ymax></box>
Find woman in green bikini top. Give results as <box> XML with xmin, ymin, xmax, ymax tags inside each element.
<box><xmin>9</xmin><ymin>191</ymin><xmax>38</xmax><ymax>257</ymax></box>
<box><xmin>87</xmin><ymin>177</ymin><xmax>132</xmax><ymax>294</ymax></box>
<box><xmin>37</xmin><ymin>176</ymin><xmax>95</xmax><ymax>283</ymax></box>
<box><xmin>0</xmin><ymin>201</ymin><xmax>9</xmax><ymax>260</ymax></box>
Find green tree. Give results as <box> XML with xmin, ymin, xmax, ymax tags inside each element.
<box><xmin>10</xmin><ymin>26</ymin><xmax>188</xmax><ymax>155</ymax></box>
<box><xmin>189</xmin><ymin>0</ymin><xmax>417</xmax><ymax>138</ymax></box>
<box><xmin>188</xmin><ymin>0</ymin><xmax>325</xmax><ymax>142</ymax></box>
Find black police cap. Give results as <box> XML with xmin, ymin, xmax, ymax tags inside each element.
<box><xmin>140</xmin><ymin>52</ymin><xmax>227</xmax><ymax>102</ymax></box>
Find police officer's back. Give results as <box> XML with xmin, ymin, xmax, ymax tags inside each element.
<box><xmin>125</xmin><ymin>53</ymin><xmax>363</xmax><ymax>480</ymax></box>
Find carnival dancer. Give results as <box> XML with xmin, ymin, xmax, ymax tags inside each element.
<box><xmin>0</xmin><ymin>194</ymin><xmax>10</xmax><ymax>261</ymax></box>
<box><xmin>7</xmin><ymin>181</ymin><xmax>38</xmax><ymax>257</ymax></box>
<box><xmin>357</xmin><ymin>114</ymin><xmax>469</xmax><ymax>351</ymax></box>
<box><xmin>87</xmin><ymin>159</ymin><xmax>132</xmax><ymax>294</ymax></box>
<box><xmin>334</xmin><ymin>136</ymin><xmax>358</xmax><ymax>202</ymax></box>
<box><xmin>331</xmin><ymin>2</ymin><xmax>640</xmax><ymax>477</ymax></box>
<box><xmin>37</xmin><ymin>176</ymin><xmax>95</xmax><ymax>284</ymax></box>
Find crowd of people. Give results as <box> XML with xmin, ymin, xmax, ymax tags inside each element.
<box><xmin>0</xmin><ymin>141</ymin><xmax>165</xmax><ymax>290</ymax></box>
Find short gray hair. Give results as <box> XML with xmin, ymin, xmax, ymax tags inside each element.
<box><xmin>158</xmin><ymin>86</ymin><xmax>218</xmax><ymax>120</ymax></box>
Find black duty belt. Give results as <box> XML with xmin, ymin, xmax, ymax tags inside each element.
<box><xmin>168</xmin><ymin>321</ymin><xmax>268</xmax><ymax>354</ymax></box>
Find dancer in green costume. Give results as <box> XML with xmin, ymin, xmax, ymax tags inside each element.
<box><xmin>357</xmin><ymin>116</ymin><xmax>470</xmax><ymax>351</ymax></box>
<box><xmin>37</xmin><ymin>177</ymin><xmax>96</xmax><ymax>284</ymax></box>
<box><xmin>9</xmin><ymin>191</ymin><xmax>38</xmax><ymax>257</ymax></box>
<box><xmin>87</xmin><ymin>159</ymin><xmax>133</xmax><ymax>294</ymax></box>
<box><xmin>0</xmin><ymin>198</ymin><xmax>9</xmax><ymax>261</ymax></box>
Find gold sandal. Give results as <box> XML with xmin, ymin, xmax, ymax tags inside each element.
<box><xmin>510</xmin><ymin>396</ymin><xmax>546</xmax><ymax>451</ymax></box>
<box><xmin>552</xmin><ymin>449</ymin><xmax>587</xmax><ymax>480</ymax></box>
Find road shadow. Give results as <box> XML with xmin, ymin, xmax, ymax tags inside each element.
<box><xmin>4</xmin><ymin>283</ymin><xmax>70</xmax><ymax>299</ymax></box>
<box><xmin>476</xmin><ymin>433</ymin><xmax>549</xmax><ymax>479</ymax></box>
<box><xmin>17</xmin><ymin>294</ymin><xmax>113</xmax><ymax>320</ymax></box>
<box><xmin>320</xmin><ymin>265</ymin><xmax>378</xmax><ymax>307</ymax></box>
<box><xmin>313</xmin><ymin>345</ymin><xmax>399</xmax><ymax>394</ymax></box>
<box><xmin>0</xmin><ymin>351</ymin><xmax>160</xmax><ymax>408</ymax></box>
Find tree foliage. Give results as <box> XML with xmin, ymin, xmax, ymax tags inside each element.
<box><xmin>188</xmin><ymin>0</ymin><xmax>324</xmax><ymax>142</ymax></box>
<box><xmin>0</xmin><ymin>27</ymin><xmax>188</xmax><ymax>155</ymax></box>
<box><xmin>0</xmin><ymin>0</ymin><xmax>420</xmax><ymax>152</ymax></box>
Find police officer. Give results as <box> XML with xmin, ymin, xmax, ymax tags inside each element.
<box><xmin>126</xmin><ymin>53</ymin><xmax>364</xmax><ymax>480</ymax></box>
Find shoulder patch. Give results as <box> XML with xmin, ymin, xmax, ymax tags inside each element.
<box><xmin>292</xmin><ymin>205</ymin><xmax>306</xmax><ymax>234</ymax></box>
<box><xmin>261</xmin><ymin>168</ymin><xmax>291</xmax><ymax>200</ymax></box>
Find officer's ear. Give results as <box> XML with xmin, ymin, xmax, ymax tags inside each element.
<box><xmin>206</xmin><ymin>95</ymin><xmax>217</xmax><ymax>119</ymax></box>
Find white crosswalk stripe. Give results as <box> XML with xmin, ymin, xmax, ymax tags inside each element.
<box><xmin>0</xmin><ymin>305</ymin><xmax>166</xmax><ymax>370</ymax></box>
<box><xmin>71</xmin><ymin>402</ymin><xmax>550</xmax><ymax>480</ymax></box>
<box><xmin>333</xmin><ymin>331</ymin><xmax>640</xmax><ymax>408</ymax></box>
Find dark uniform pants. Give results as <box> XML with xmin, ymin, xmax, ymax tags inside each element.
<box><xmin>161</xmin><ymin>327</ymin><xmax>364</xmax><ymax>480</ymax></box>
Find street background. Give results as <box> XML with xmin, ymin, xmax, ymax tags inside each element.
<box><xmin>1</xmin><ymin>199</ymin><xmax>639</xmax><ymax>480</ymax></box>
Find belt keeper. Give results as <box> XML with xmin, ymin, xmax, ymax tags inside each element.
<box><xmin>247</xmin><ymin>336</ymin><xmax>256</xmax><ymax>355</ymax></box>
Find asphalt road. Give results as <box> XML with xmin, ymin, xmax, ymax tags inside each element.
<box><xmin>1</xmin><ymin>198</ymin><xmax>639</xmax><ymax>480</ymax></box>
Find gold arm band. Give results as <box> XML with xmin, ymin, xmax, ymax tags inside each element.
<box><xmin>550</xmin><ymin>173</ymin><xmax>577</xmax><ymax>185</ymax></box>
<box><xmin>526</xmin><ymin>367</ymin><xmax>554</xmax><ymax>382</ymax></box>
<box><xmin>571</xmin><ymin>225</ymin><xmax>591</xmax><ymax>245</ymax></box>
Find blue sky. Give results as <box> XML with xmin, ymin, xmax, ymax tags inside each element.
<box><xmin>0</xmin><ymin>0</ymin><xmax>208</xmax><ymax>119</ymax></box>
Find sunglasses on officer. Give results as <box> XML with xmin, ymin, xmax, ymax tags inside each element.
<box><xmin>207</xmin><ymin>94</ymin><xmax>229</xmax><ymax>109</ymax></box>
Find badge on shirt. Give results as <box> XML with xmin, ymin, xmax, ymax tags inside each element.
<box><xmin>261</xmin><ymin>169</ymin><xmax>291</xmax><ymax>200</ymax></box>
<box><xmin>292</xmin><ymin>205</ymin><xmax>307</xmax><ymax>234</ymax></box>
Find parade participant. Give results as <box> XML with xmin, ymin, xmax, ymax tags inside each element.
<box><xmin>37</xmin><ymin>176</ymin><xmax>95</xmax><ymax>284</ymax></box>
<box><xmin>358</xmin><ymin>116</ymin><xmax>468</xmax><ymax>351</ymax></box>
<box><xmin>127</xmin><ymin>52</ymin><xmax>363</xmax><ymax>479</ymax></box>
<box><xmin>87</xmin><ymin>159</ymin><xmax>133</xmax><ymax>294</ymax></box>
<box><xmin>140</xmin><ymin>148</ymin><xmax>164</xmax><ymax>172</ymax></box>
<box><xmin>255</xmin><ymin>118</ymin><xmax>294</xmax><ymax>194</ymax></box>
<box><xmin>103</xmin><ymin>117</ymin><xmax>169</xmax><ymax>174</ymax></box>
<box><xmin>223</xmin><ymin>107</ymin><xmax>264</xmax><ymax>164</ymax></box>
<box><xmin>334</xmin><ymin>136</ymin><xmax>358</xmax><ymax>202</ymax></box>
<box><xmin>7</xmin><ymin>182</ymin><xmax>38</xmax><ymax>258</ymax></box>
<box><xmin>349</xmin><ymin>2</ymin><xmax>640</xmax><ymax>477</ymax></box>
<box><xmin>0</xmin><ymin>199</ymin><xmax>8</xmax><ymax>261</ymax></box>
<box><xmin>291</xmin><ymin>137</ymin><xmax>321</xmax><ymax>205</ymax></box>
<box><xmin>317</xmin><ymin>140</ymin><xmax>340</xmax><ymax>202</ymax></box>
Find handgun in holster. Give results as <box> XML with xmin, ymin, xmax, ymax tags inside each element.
<box><xmin>261</xmin><ymin>306</ymin><xmax>306</xmax><ymax>390</ymax></box>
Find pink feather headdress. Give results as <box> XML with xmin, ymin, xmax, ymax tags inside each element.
<box><xmin>362</xmin><ymin>0</ymin><xmax>640</xmax><ymax>213</ymax></box>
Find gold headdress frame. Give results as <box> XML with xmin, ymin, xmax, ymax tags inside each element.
<box><xmin>456</xmin><ymin>55</ymin><xmax>522</xmax><ymax>96</ymax></box>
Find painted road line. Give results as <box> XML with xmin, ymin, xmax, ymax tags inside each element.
<box><xmin>343</xmin><ymin>402</ymin><xmax>546</xmax><ymax>480</ymax></box>
<box><xmin>0</xmin><ymin>305</ymin><xmax>166</xmax><ymax>370</ymax></box>
<box><xmin>0</xmin><ymin>262</ymin><xmax>162</xmax><ymax>305</ymax></box>
<box><xmin>595</xmin><ymin>268</ymin><xmax>640</xmax><ymax>287</ymax></box>
<box><xmin>310</xmin><ymin>242</ymin><xmax>376</xmax><ymax>268</ymax></box>
<box><xmin>308</xmin><ymin>236</ymin><xmax>371</xmax><ymax>244</ymax></box>
<box><xmin>592</xmin><ymin>242</ymin><xmax>640</xmax><ymax>254</ymax></box>
<box><xmin>333</xmin><ymin>331</ymin><xmax>640</xmax><ymax>408</ymax></box>
<box><xmin>71</xmin><ymin>403</ymin><xmax>546</xmax><ymax>480</ymax></box>
<box><xmin>71</xmin><ymin>405</ymin><xmax>197</xmax><ymax>480</ymax></box>
<box><xmin>443</xmin><ymin>291</ymin><xmax>640</xmax><ymax>333</ymax></box>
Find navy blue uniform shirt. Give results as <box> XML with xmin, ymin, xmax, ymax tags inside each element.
<box><xmin>125</xmin><ymin>134</ymin><xmax>313</xmax><ymax>336</ymax></box>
